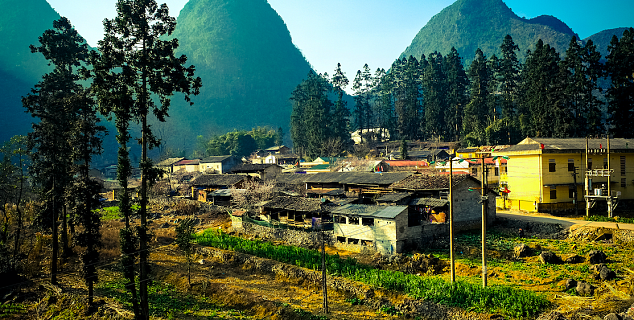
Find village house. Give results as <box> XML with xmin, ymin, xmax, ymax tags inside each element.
<box><xmin>190</xmin><ymin>174</ymin><xmax>252</xmax><ymax>202</ymax></box>
<box><xmin>199</xmin><ymin>155</ymin><xmax>241</xmax><ymax>174</ymax></box>
<box><xmin>435</xmin><ymin>158</ymin><xmax>508</xmax><ymax>187</ymax></box>
<box><xmin>231</xmin><ymin>163</ymin><xmax>283</xmax><ymax>180</ymax></box>
<box><xmin>493</xmin><ymin>137</ymin><xmax>634</xmax><ymax>213</ymax></box>
<box><xmin>375</xmin><ymin>192</ymin><xmax>412</xmax><ymax>205</ymax></box>
<box><xmin>173</xmin><ymin>159</ymin><xmax>201</xmax><ymax>173</ymax></box>
<box><xmin>263</xmin><ymin>153</ymin><xmax>299</xmax><ymax>166</ymax></box>
<box><xmin>265</xmin><ymin>145</ymin><xmax>291</xmax><ymax>154</ymax></box>
<box><xmin>304</xmin><ymin>172</ymin><xmax>414</xmax><ymax>201</ymax></box>
<box><xmin>260</xmin><ymin>196</ymin><xmax>331</xmax><ymax>229</ymax></box>
<box><xmin>155</xmin><ymin>157</ymin><xmax>185</xmax><ymax>175</ymax></box>
<box><xmin>384</xmin><ymin>160</ymin><xmax>429</xmax><ymax>172</ymax></box>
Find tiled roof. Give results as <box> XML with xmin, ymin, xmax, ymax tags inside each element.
<box><xmin>376</xmin><ymin>192</ymin><xmax>412</xmax><ymax>202</ymax></box>
<box><xmin>389</xmin><ymin>173</ymin><xmax>477</xmax><ymax>190</ymax></box>
<box><xmin>500</xmin><ymin>138</ymin><xmax>634</xmax><ymax>153</ymax></box>
<box><xmin>201</xmin><ymin>155</ymin><xmax>235</xmax><ymax>163</ymax></box>
<box><xmin>305</xmin><ymin>172</ymin><xmax>413</xmax><ymax>185</ymax></box>
<box><xmin>191</xmin><ymin>174</ymin><xmax>248</xmax><ymax>187</ymax></box>
<box><xmin>231</xmin><ymin>163</ymin><xmax>280</xmax><ymax>173</ymax></box>
<box><xmin>331</xmin><ymin>204</ymin><xmax>407</xmax><ymax>219</ymax></box>
<box><xmin>275</xmin><ymin>173</ymin><xmax>312</xmax><ymax>184</ymax></box>
<box><xmin>263</xmin><ymin>196</ymin><xmax>323</xmax><ymax>212</ymax></box>
<box><xmin>155</xmin><ymin>157</ymin><xmax>185</xmax><ymax>167</ymax></box>
<box><xmin>175</xmin><ymin>159</ymin><xmax>200</xmax><ymax>166</ymax></box>
<box><xmin>385</xmin><ymin>160</ymin><xmax>429</xmax><ymax>167</ymax></box>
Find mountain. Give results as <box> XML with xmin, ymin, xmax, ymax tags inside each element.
<box><xmin>0</xmin><ymin>0</ymin><xmax>59</xmax><ymax>143</ymax></box>
<box><xmin>400</xmin><ymin>0</ymin><xmax>578</xmax><ymax>63</ymax></box>
<box><xmin>584</xmin><ymin>27</ymin><xmax>631</xmax><ymax>60</ymax></box>
<box><xmin>164</xmin><ymin>0</ymin><xmax>313</xmax><ymax>148</ymax></box>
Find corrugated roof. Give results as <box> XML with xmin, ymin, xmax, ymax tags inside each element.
<box><xmin>305</xmin><ymin>172</ymin><xmax>413</xmax><ymax>185</ymax></box>
<box><xmin>191</xmin><ymin>174</ymin><xmax>248</xmax><ymax>187</ymax></box>
<box><xmin>409</xmin><ymin>197</ymin><xmax>449</xmax><ymax>207</ymax></box>
<box><xmin>331</xmin><ymin>204</ymin><xmax>407</xmax><ymax>219</ymax></box>
<box><xmin>210</xmin><ymin>189</ymin><xmax>233</xmax><ymax>196</ymax></box>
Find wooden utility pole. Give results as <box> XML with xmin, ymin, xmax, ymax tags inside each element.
<box><xmin>449</xmin><ymin>158</ymin><xmax>455</xmax><ymax>283</ymax></box>
<box><xmin>481</xmin><ymin>154</ymin><xmax>487</xmax><ymax>287</ymax></box>
<box><xmin>321</xmin><ymin>229</ymin><xmax>328</xmax><ymax>313</ymax></box>
<box><xmin>607</xmin><ymin>136</ymin><xmax>612</xmax><ymax>218</ymax></box>
<box><xmin>585</xmin><ymin>137</ymin><xmax>590</xmax><ymax>217</ymax></box>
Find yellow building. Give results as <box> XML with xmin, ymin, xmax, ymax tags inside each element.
<box><xmin>493</xmin><ymin>137</ymin><xmax>634</xmax><ymax>213</ymax></box>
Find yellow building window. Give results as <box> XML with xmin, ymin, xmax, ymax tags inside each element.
<box><xmin>549</xmin><ymin>159</ymin><xmax>556</xmax><ymax>172</ymax></box>
<box><xmin>550</xmin><ymin>187</ymin><xmax>557</xmax><ymax>200</ymax></box>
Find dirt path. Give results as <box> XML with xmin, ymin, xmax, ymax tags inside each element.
<box><xmin>498</xmin><ymin>210</ymin><xmax>634</xmax><ymax>230</ymax></box>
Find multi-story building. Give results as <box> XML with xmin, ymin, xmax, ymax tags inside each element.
<box><xmin>493</xmin><ymin>137</ymin><xmax>634</xmax><ymax>213</ymax></box>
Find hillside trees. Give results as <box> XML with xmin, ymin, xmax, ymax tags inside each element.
<box><xmin>23</xmin><ymin>17</ymin><xmax>92</xmax><ymax>285</ymax></box>
<box><xmin>606</xmin><ymin>28</ymin><xmax>634</xmax><ymax>138</ymax></box>
<box><xmin>92</xmin><ymin>0</ymin><xmax>201</xmax><ymax>318</ymax></box>
<box><xmin>463</xmin><ymin>49</ymin><xmax>492</xmax><ymax>145</ymax></box>
<box><xmin>444</xmin><ymin>47</ymin><xmax>469</xmax><ymax>141</ymax></box>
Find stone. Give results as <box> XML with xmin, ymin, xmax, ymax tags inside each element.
<box><xmin>514</xmin><ymin>243</ymin><xmax>532</xmax><ymax>258</ymax></box>
<box><xmin>604</xmin><ymin>313</ymin><xmax>622</xmax><ymax>320</ymax></box>
<box><xmin>576</xmin><ymin>281</ymin><xmax>595</xmax><ymax>296</ymax></box>
<box><xmin>564</xmin><ymin>279</ymin><xmax>577</xmax><ymax>291</ymax></box>
<box><xmin>587</xmin><ymin>250</ymin><xmax>608</xmax><ymax>264</ymax></box>
<box><xmin>563</xmin><ymin>254</ymin><xmax>584</xmax><ymax>264</ymax></box>
<box><xmin>539</xmin><ymin>251</ymin><xmax>561</xmax><ymax>264</ymax></box>
<box><xmin>537</xmin><ymin>311</ymin><xmax>568</xmax><ymax>320</ymax></box>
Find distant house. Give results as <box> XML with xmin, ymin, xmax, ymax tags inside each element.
<box><xmin>261</xmin><ymin>196</ymin><xmax>328</xmax><ymax>229</ymax></box>
<box><xmin>390</xmin><ymin>149</ymin><xmax>450</xmax><ymax>162</ymax></box>
<box><xmin>173</xmin><ymin>159</ymin><xmax>201</xmax><ymax>173</ymax></box>
<box><xmin>385</xmin><ymin>160</ymin><xmax>429</xmax><ymax>172</ymax></box>
<box><xmin>155</xmin><ymin>157</ymin><xmax>185</xmax><ymax>175</ymax></box>
<box><xmin>274</xmin><ymin>173</ymin><xmax>311</xmax><ymax>196</ymax></box>
<box><xmin>264</xmin><ymin>153</ymin><xmax>300</xmax><ymax>166</ymax></box>
<box><xmin>200</xmin><ymin>155</ymin><xmax>241</xmax><ymax>174</ymax></box>
<box><xmin>103</xmin><ymin>164</ymin><xmax>118</xmax><ymax>179</ymax></box>
<box><xmin>265</xmin><ymin>145</ymin><xmax>290</xmax><ymax>154</ymax></box>
<box><xmin>456</xmin><ymin>148</ymin><xmax>479</xmax><ymax>159</ymax></box>
<box><xmin>190</xmin><ymin>174</ymin><xmax>252</xmax><ymax>202</ymax></box>
<box><xmin>230</xmin><ymin>163</ymin><xmax>283</xmax><ymax>180</ymax></box>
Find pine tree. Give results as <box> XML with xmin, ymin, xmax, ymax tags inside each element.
<box><xmin>463</xmin><ymin>48</ymin><xmax>491</xmax><ymax>145</ymax></box>
<box><xmin>496</xmin><ymin>34</ymin><xmax>522</xmax><ymax>143</ymax></box>
<box><xmin>290</xmin><ymin>71</ymin><xmax>332</xmax><ymax>159</ymax></box>
<box><xmin>391</xmin><ymin>57</ymin><xmax>421</xmax><ymax>140</ymax></box>
<box><xmin>330</xmin><ymin>63</ymin><xmax>352</xmax><ymax>148</ymax></box>
<box><xmin>606</xmin><ymin>28</ymin><xmax>634</xmax><ymax>137</ymax></box>
<box><xmin>443</xmin><ymin>47</ymin><xmax>469</xmax><ymax>141</ymax></box>
<box><xmin>421</xmin><ymin>52</ymin><xmax>448</xmax><ymax>139</ymax></box>
<box><xmin>23</xmin><ymin>17</ymin><xmax>89</xmax><ymax>285</ymax></box>
<box><xmin>92</xmin><ymin>1</ymin><xmax>201</xmax><ymax>318</ymax></box>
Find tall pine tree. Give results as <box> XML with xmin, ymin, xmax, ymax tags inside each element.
<box><xmin>606</xmin><ymin>28</ymin><xmax>634</xmax><ymax>137</ymax></box>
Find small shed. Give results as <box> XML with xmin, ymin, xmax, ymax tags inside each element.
<box><xmin>261</xmin><ymin>196</ymin><xmax>325</xmax><ymax>229</ymax></box>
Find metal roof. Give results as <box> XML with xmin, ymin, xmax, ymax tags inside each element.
<box><xmin>331</xmin><ymin>204</ymin><xmax>407</xmax><ymax>219</ymax></box>
<box><xmin>409</xmin><ymin>197</ymin><xmax>449</xmax><ymax>207</ymax></box>
<box><xmin>500</xmin><ymin>137</ymin><xmax>634</xmax><ymax>154</ymax></box>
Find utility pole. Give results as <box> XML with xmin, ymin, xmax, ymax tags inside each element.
<box><xmin>449</xmin><ymin>157</ymin><xmax>455</xmax><ymax>283</ymax></box>
<box><xmin>481</xmin><ymin>154</ymin><xmax>487</xmax><ymax>287</ymax></box>
<box><xmin>606</xmin><ymin>133</ymin><xmax>613</xmax><ymax>218</ymax></box>
<box><xmin>320</xmin><ymin>228</ymin><xmax>328</xmax><ymax>314</ymax></box>
<box><xmin>572</xmin><ymin>165</ymin><xmax>579</xmax><ymax>216</ymax></box>
<box><xmin>585</xmin><ymin>137</ymin><xmax>590</xmax><ymax>217</ymax></box>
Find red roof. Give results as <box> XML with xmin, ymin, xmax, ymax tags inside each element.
<box><xmin>174</xmin><ymin>159</ymin><xmax>200</xmax><ymax>166</ymax></box>
<box><xmin>385</xmin><ymin>160</ymin><xmax>429</xmax><ymax>167</ymax></box>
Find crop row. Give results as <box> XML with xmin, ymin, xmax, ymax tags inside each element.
<box><xmin>195</xmin><ymin>229</ymin><xmax>550</xmax><ymax>318</ymax></box>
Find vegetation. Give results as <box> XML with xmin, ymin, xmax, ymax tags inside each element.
<box><xmin>586</xmin><ymin>215</ymin><xmax>634</xmax><ymax>224</ymax></box>
<box><xmin>201</xmin><ymin>126</ymin><xmax>282</xmax><ymax>159</ymax></box>
<box><xmin>195</xmin><ymin>229</ymin><xmax>550</xmax><ymax>318</ymax></box>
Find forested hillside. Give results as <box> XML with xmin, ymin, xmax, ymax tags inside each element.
<box><xmin>165</xmin><ymin>0</ymin><xmax>313</xmax><ymax>147</ymax></box>
<box><xmin>0</xmin><ymin>0</ymin><xmax>59</xmax><ymax>142</ymax></box>
<box><xmin>401</xmin><ymin>0</ymin><xmax>577</xmax><ymax>63</ymax></box>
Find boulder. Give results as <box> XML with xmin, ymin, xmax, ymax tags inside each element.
<box><xmin>576</xmin><ymin>281</ymin><xmax>595</xmax><ymax>296</ymax></box>
<box><xmin>539</xmin><ymin>251</ymin><xmax>562</xmax><ymax>264</ymax></box>
<box><xmin>564</xmin><ymin>279</ymin><xmax>577</xmax><ymax>291</ymax></box>
<box><xmin>537</xmin><ymin>311</ymin><xmax>568</xmax><ymax>320</ymax></box>
<box><xmin>587</xmin><ymin>250</ymin><xmax>608</xmax><ymax>264</ymax></box>
<box><xmin>563</xmin><ymin>254</ymin><xmax>584</xmax><ymax>264</ymax></box>
<box><xmin>604</xmin><ymin>313</ymin><xmax>622</xmax><ymax>320</ymax></box>
<box><xmin>514</xmin><ymin>243</ymin><xmax>532</xmax><ymax>258</ymax></box>
<box><xmin>591</xmin><ymin>263</ymin><xmax>617</xmax><ymax>281</ymax></box>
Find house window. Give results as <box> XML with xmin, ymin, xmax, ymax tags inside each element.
<box><xmin>408</xmin><ymin>211</ymin><xmax>421</xmax><ymax>227</ymax></box>
<box><xmin>603</xmin><ymin>157</ymin><xmax>608</xmax><ymax>169</ymax></box>
<box><xmin>549</xmin><ymin>159</ymin><xmax>556</xmax><ymax>172</ymax></box>
<box><xmin>349</xmin><ymin>217</ymin><xmax>359</xmax><ymax>225</ymax></box>
<box><xmin>361</xmin><ymin>218</ymin><xmax>375</xmax><ymax>226</ymax></box>
<box><xmin>494</xmin><ymin>167</ymin><xmax>499</xmax><ymax>176</ymax></box>
<box><xmin>621</xmin><ymin>156</ymin><xmax>626</xmax><ymax>176</ymax></box>
<box><xmin>568</xmin><ymin>159</ymin><xmax>575</xmax><ymax>172</ymax></box>
<box><xmin>336</xmin><ymin>236</ymin><xmax>346</xmax><ymax>243</ymax></box>
<box><xmin>569</xmin><ymin>187</ymin><xmax>575</xmax><ymax>199</ymax></box>
<box><xmin>550</xmin><ymin>187</ymin><xmax>557</xmax><ymax>200</ymax></box>
<box><xmin>621</xmin><ymin>178</ymin><xmax>627</xmax><ymax>188</ymax></box>
<box><xmin>348</xmin><ymin>238</ymin><xmax>359</xmax><ymax>245</ymax></box>
<box><xmin>587</xmin><ymin>158</ymin><xmax>592</xmax><ymax>170</ymax></box>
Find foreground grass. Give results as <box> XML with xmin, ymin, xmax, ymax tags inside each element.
<box><xmin>585</xmin><ymin>215</ymin><xmax>634</xmax><ymax>224</ymax></box>
<box><xmin>96</xmin><ymin>270</ymin><xmax>253</xmax><ymax>319</ymax></box>
<box><xmin>195</xmin><ymin>229</ymin><xmax>550</xmax><ymax>318</ymax></box>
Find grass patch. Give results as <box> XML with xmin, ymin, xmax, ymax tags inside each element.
<box><xmin>0</xmin><ymin>303</ymin><xmax>27</xmax><ymax>317</ymax></box>
<box><xmin>585</xmin><ymin>215</ymin><xmax>634</xmax><ymax>224</ymax></box>
<box><xmin>97</xmin><ymin>204</ymin><xmax>141</xmax><ymax>221</ymax></box>
<box><xmin>96</xmin><ymin>272</ymin><xmax>252</xmax><ymax>318</ymax></box>
<box><xmin>195</xmin><ymin>229</ymin><xmax>550</xmax><ymax>318</ymax></box>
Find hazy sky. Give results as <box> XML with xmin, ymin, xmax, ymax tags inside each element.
<box><xmin>46</xmin><ymin>0</ymin><xmax>633</xmax><ymax>90</ymax></box>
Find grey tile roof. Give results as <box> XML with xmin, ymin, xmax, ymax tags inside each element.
<box><xmin>155</xmin><ymin>157</ymin><xmax>185</xmax><ymax>167</ymax></box>
<box><xmin>500</xmin><ymin>137</ymin><xmax>634</xmax><ymax>153</ymax></box>
<box><xmin>191</xmin><ymin>174</ymin><xmax>248</xmax><ymax>187</ymax></box>
<box><xmin>305</xmin><ymin>172</ymin><xmax>414</xmax><ymax>185</ymax></box>
<box><xmin>275</xmin><ymin>173</ymin><xmax>312</xmax><ymax>184</ymax></box>
<box><xmin>331</xmin><ymin>204</ymin><xmax>407</xmax><ymax>219</ymax></box>
<box><xmin>201</xmin><ymin>155</ymin><xmax>235</xmax><ymax>163</ymax></box>
<box><xmin>376</xmin><ymin>192</ymin><xmax>412</xmax><ymax>202</ymax></box>
<box><xmin>263</xmin><ymin>196</ymin><xmax>323</xmax><ymax>212</ymax></box>
<box><xmin>231</xmin><ymin>163</ymin><xmax>281</xmax><ymax>173</ymax></box>
<box><xmin>389</xmin><ymin>173</ymin><xmax>476</xmax><ymax>190</ymax></box>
